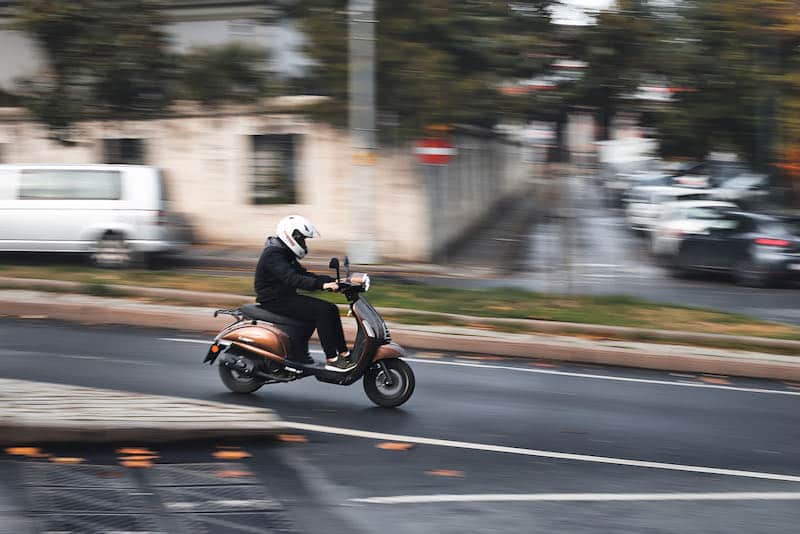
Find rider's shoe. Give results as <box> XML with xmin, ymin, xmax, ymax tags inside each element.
<box><xmin>325</xmin><ymin>354</ymin><xmax>356</xmax><ymax>372</ymax></box>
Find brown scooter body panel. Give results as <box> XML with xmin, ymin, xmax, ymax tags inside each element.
<box><xmin>221</xmin><ymin>324</ymin><xmax>289</xmax><ymax>360</ymax></box>
<box><xmin>373</xmin><ymin>342</ymin><xmax>406</xmax><ymax>362</ymax></box>
<box><xmin>230</xmin><ymin>341</ymin><xmax>286</xmax><ymax>364</ymax></box>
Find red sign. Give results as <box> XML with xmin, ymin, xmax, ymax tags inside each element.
<box><xmin>415</xmin><ymin>138</ymin><xmax>457</xmax><ymax>165</ymax></box>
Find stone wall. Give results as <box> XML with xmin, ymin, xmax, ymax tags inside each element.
<box><xmin>0</xmin><ymin>104</ymin><xmax>431</xmax><ymax>260</ymax></box>
<box><xmin>0</xmin><ymin>104</ymin><xmax>532</xmax><ymax>262</ymax></box>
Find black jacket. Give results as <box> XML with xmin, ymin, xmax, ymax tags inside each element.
<box><xmin>255</xmin><ymin>237</ymin><xmax>334</xmax><ymax>304</ymax></box>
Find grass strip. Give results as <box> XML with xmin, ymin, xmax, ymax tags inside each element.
<box><xmin>1</xmin><ymin>264</ymin><xmax>799</xmax><ymax>343</ymax></box>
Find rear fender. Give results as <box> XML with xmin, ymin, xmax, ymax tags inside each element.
<box><xmin>372</xmin><ymin>342</ymin><xmax>406</xmax><ymax>363</ymax></box>
<box><xmin>229</xmin><ymin>341</ymin><xmax>287</xmax><ymax>365</ymax></box>
<box><xmin>220</xmin><ymin>324</ymin><xmax>290</xmax><ymax>357</ymax></box>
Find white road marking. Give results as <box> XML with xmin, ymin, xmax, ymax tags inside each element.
<box><xmin>282</xmin><ymin>421</ymin><xmax>800</xmax><ymax>483</ymax></box>
<box><xmin>161</xmin><ymin>338</ymin><xmax>209</xmax><ymax>344</ymax></box>
<box><xmin>0</xmin><ymin>349</ymin><xmax>163</xmax><ymax>367</ymax></box>
<box><xmin>167</xmin><ymin>499</ymin><xmax>274</xmax><ymax>510</ymax></box>
<box><xmin>352</xmin><ymin>492</ymin><xmax>800</xmax><ymax>505</ymax></box>
<box><xmin>161</xmin><ymin>337</ymin><xmax>798</xmax><ymax>396</ymax></box>
<box><xmin>405</xmin><ymin>358</ymin><xmax>800</xmax><ymax>397</ymax></box>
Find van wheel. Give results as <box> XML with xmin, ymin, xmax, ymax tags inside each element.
<box><xmin>92</xmin><ymin>233</ymin><xmax>133</xmax><ymax>269</ymax></box>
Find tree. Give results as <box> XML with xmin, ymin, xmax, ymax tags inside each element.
<box><xmin>179</xmin><ymin>44</ymin><xmax>272</xmax><ymax>105</ymax></box>
<box><xmin>293</xmin><ymin>0</ymin><xmax>556</xmax><ymax>140</ymax></box>
<box><xmin>562</xmin><ymin>0</ymin><xmax>664</xmax><ymax>140</ymax></box>
<box><xmin>649</xmin><ymin>0</ymin><xmax>800</xmax><ymax>171</ymax></box>
<box><xmin>16</xmin><ymin>0</ymin><xmax>175</xmax><ymax>140</ymax></box>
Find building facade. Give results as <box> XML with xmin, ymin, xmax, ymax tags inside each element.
<box><xmin>0</xmin><ymin>0</ymin><xmax>309</xmax><ymax>91</ymax></box>
<box><xmin>0</xmin><ymin>100</ymin><xmax>533</xmax><ymax>261</ymax></box>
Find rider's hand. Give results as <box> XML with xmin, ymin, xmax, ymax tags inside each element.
<box><xmin>323</xmin><ymin>282</ymin><xmax>339</xmax><ymax>292</ymax></box>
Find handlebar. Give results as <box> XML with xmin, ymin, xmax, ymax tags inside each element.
<box><xmin>214</xmin><ymin>308</ymin><xmax>243</xmax><ymax>319</ymax></box>
<box><xmin>331</xmin><ymin>273</ymin><xmax>370</xmax><ymax>293</ymax></box>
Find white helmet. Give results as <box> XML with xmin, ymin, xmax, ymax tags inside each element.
<box><xmin>276</xmin><ymin>215</ymin><xmax>320</xmax><ymax>259</ymax></box>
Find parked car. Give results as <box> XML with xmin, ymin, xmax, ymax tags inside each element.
<box><xmin>651</xmin><ymin>200</ymin><xmax>738</xmax><ymax>256</ymax></box>
<box><xmin>624</xmin><ymin>186</ymin><xmax>710</xmax><ymax>233</ymax></box>
<box><xmin>605</xmin><ymin>160</ymin><xmax>695</xmax><ymax>207</ymax></box>
<box><xmin>671</xmin><ymin>211</ymin><xmax>800</xmax><ymax>286</ymax></box>
<box><xmin>0</xmin><ymin>164</ymin><xmax>189</xmax><ymax>267</ymax></box>
<box><xmin>710</xmin><ymin>173</ymin><xmax>770</xmax><ymax>208</ymax></box>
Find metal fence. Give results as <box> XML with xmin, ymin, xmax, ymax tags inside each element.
<box><xmin>420</xmin><ymin>130</ymin><xmax>533</xmax><ymax>260</ymax></box>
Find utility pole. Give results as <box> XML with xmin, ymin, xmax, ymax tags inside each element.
<box><xmin>348</xmin><ymin>0</ymin><xmax>378</xmax><ymax>264</ymax></box>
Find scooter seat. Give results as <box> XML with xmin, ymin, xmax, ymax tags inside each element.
<box><xmin>241</xmin><ymin>304</ymin><xmax>314</xmax><ymax>329</ymax></box>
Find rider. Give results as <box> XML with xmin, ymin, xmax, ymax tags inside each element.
<box><xmin>255</xmin><ymin>215</ymin><xmax>355</xmax><ymax>371</ymax></box>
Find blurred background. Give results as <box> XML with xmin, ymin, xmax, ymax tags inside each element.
<box><xmin>0</xmin><ymin>0</ymin><xmax>798</xmax><ymax>313</ymax></box>
<box><xmin>2</xmin><ymin>4</ymin><xmax>800</xmax><ymax>533</ymax></box>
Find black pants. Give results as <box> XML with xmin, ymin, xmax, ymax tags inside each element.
<box><xmin>260</xmin><ymin>294</ymin><xmax>347</xmax><ymax>359</ymax></box>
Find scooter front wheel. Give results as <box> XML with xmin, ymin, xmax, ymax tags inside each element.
<box><xmin>218</xmin><ymin>362</ymin><xmax>265</xmax><ymax>394</ymax></box>
<box><xmin>363</xmin><ymin>358</ymin><xmax>415</xmax><ymax>408</ymax></box>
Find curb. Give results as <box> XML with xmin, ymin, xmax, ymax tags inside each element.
<box><xmin>0</xmin><ymin>378</ymin><xmax>285</xmax><ymax>445</ymax></box>
<box><xmin>2</xmin><ymin>290</ymin><xmax>799</xmax><ymax>381</ymax></box>
<box><xmin>2</xmin><ymin>276</ymin><xmax>798</xmax><ymax>353</ymax></box>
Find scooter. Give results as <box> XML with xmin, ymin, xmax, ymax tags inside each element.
<box><xmin>203</xmin><ymin>257</ymin><xmax>415</xmax><ymax>408</ymax></box>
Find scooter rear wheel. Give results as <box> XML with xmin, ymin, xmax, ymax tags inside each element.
<box><xmin>363</xmin><ymin>358</ymin><xmax>414</xmax><ymax>408</ymax></box>
<box><xmin>218</xmin><ymin>362</ymin><xmax>265</xmax><ymax>394</ymax></box>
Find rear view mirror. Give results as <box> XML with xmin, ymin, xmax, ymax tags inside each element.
<box><xmin>329</xmin><ymin>257</ymin><xmax>340</xmax><ymax>280</ymax></box>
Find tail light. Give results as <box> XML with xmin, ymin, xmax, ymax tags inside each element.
<box><xmin>754</xmin><ymin>238</ymin><xmax>790</xmax><ymax>247</ymax></box>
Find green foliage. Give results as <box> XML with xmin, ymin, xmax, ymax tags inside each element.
<box><xmin>16</xmin><ymin>0</ymin><xmax>799</xmax><ymax>177</ymax></box>
<box><xmin>0</xmin><ymin>88</ymin><xmax>20</xmax><ymax>107</ymax></box>
<box><xmin>294</xmin><ymin>0</ymin><xmax>556</xmax><ymax>139</ymax></box>
<box><xmin>179</xmin><ymin>44</ymin><xmax>271</xmax><ymax>105</ymax></box>
<box><xmin>17</xmin><ymin>0</ymin><xmax>176</xmax><ymax>141</ymax></box>
<box><xmin>643</xmin><ymin>0</ymin><xmax>800</xmax><ymax>167</ymax></box>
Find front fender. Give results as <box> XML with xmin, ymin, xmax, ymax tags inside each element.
<box><xmin>373</xmin><ymin>342</ymin><xmax>406</xmax><ymax>362</ymax></box>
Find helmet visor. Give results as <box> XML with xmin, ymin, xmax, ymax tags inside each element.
<box><xmin>292</xmin><ymin>230</ymin><xmax>308</xmax><ymax>253</ymax></box>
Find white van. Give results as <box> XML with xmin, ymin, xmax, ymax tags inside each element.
<box><xmin>0</xmin><ymin>164</ymin><xmax>188</xmax><ymax>267</ymax></box>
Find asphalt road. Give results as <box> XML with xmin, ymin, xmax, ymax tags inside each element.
<box><xmin>1</xmin><ymin>318</ymin><xmax>800</xmax><ymax>533</ymax></box>
<box><xmin>469</xmin><ymin>175</ymin><xmax>800</xmax><ymax>325</ymax></box>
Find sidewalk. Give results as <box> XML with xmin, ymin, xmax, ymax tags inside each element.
<box><xmin>2</xmin><ymin>289</ymin><xmax>799</xmax><ymax>381</ymax></box>
<box><xmin>0</xmin><ymin>377</ymin><xmax>284</xmax><ymax>445</ymax></box>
